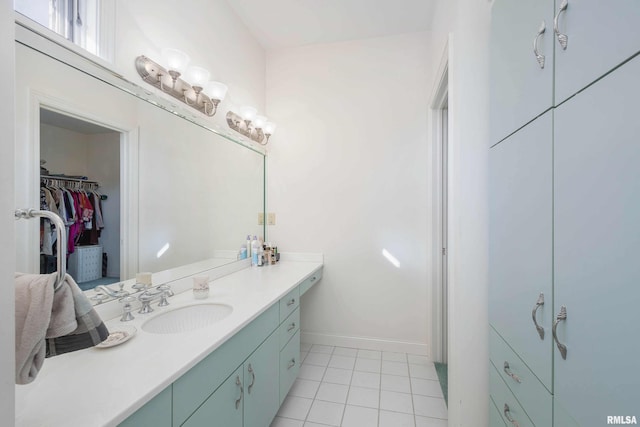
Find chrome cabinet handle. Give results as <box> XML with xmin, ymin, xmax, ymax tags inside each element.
<box><xmin>504</xmin><ymin>404</ymin><xmax>520</xmax><ymax>427</ymax></box>
<box><xmin>552</xmin><ymin>305</ymin><xmax>568</xmax><ymax>360</ymax></box>
<box><xmin>235</xmin><ymin>376</ymin><xmax>244</xmax><ymax>409</ymax></box>
<box><xmin>310</xmin><ymin>276</ymin><xmax>317</xmax><ymax>282</ymax></box>
<box><xmin>287</xmin><ymin>298</ymin><xmax>296</xmax><ymax>307</ymax></box>
<box><xmin>533</xmin><ymin>21</ymin><xmax>546</xmax><ymax>68</ymax></box>
<box><xmin>287</xmin><ymin>358</ymin><xmax>296</xmax><ymax>370</ymax></box>
<box><xmin>554</xmin><ymin>0</ymin><xmax>569</xmax><ymax>50</ymax></box>
<box><xmin>247</xmin><ymin>364</ymin><xmax>256</xmax><ymax>394</ymax></box>
<box><xmin>503</xmin><ymin>361</ymin><xmax>522</xmax><ymax>383</ymax></box>
<box><xmin>287</xmin><ymin>322</ymin><xmax>296</xmax><ymax>332</ymax></box>
<box><xmin>531</xmin><ymin>293</ymin><xmax>545</xmax><ymax>340</ymax></box>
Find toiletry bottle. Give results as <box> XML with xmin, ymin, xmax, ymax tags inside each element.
<box><xmin>246</xmin><ymin>235</ymin><xmax>252</xmax><ymax>258</ymax></box>
<box><xmin>257</xmin><ymin>243</ymin><xmax>264</xmax><ymax>266</ymax></box>
<box><xmin>251</xmin><ymin>235</ymin><xmax>259</xmax><ymax>266</ymax></box>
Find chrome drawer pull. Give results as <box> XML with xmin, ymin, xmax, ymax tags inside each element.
<box><xmin>247</xmin><ymin>364</ymin><xmax>256</xmax><ymax>394</ymax></box>
<box><xmin>531</xmin><ymin>292</ymin><xmax>545</xmax><ymax>340</ymax></box>
<box><xmin>503</xmin><ymin>404</ymin><xmax>520</xmax><ymax>427</ymax></box>
<box><xmin>286</xmin><ymin>298</ymin><xmax>296</xmax><ymax>307</ymax></box>
<box><xmin>503</xmin><ymin>361</ymin><xmax>522</xmax><ymax>383</ymax></box>
<box><xmin>554</xmin><ymin>0</ymin><xmax>569</xmax><ymax>50</ymax></box>
<box><xmin>287</xmin><ymin>322</ymin><xmax>296</xmax><ymax>332</ymax></box>
<box><xmin>287</xmin><ymin>358</ymin><xmax>296</xmax><ymax>370</ymax></box>
<box><xmin>552</xmin><ymin>305</ymin><xmax>568</xmax><ymax>360</ymax></box>
<box><xmin>235</xmin><ymin>376</ymin><xmax>244</xmax><ymax>410</ymax></box>
<box><xmin>533</xmin><ymin>21</ymin><xmax>546</xmax><ymax>69</ymax></box>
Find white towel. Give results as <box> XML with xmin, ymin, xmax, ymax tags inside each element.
<box><xmin>14</xmin><ymin>273</ymin><xmax>56</xmax><ymax>385</ymax></box>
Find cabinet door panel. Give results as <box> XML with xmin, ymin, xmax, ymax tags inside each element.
<box><xmin>244</xmin><ymin>332</ymin><xmax>280</xmax><ymax>427</ymax></box>
<box><xmin>182</xmin><ymin>367</ymin><xmax>244</xmax><ymax>427</ymax></box>
<box><xmin>118</xmin><ymin>386</ymin><xmax>172</xmax><ymax>427</ymax></box>
<box><xmin>489</xmin><ymin>112</ymin><xmax>553</xmax><ymax>390</ymax></box>
<box><xmin>554</xmin><ymin>53</ymin><xmax>640</xmax><ymax>425</ymax></box>
<box><xmin>490</xmin><ymin>0</ymin><xmax>554</xmax><ymax>144</ymax></box>
<box><xmin>554</xmin><ymin>0</ymin><xmax>640</xmax><ymax>104</ymax></box>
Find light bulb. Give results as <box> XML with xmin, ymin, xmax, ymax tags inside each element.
<box><xmin>161</xmin><ymin>48</ymin><xmax>190</xmax><ymax>74</ymax></box>
<box><xmin>184</xmin><ymin>66</ymin><xmax>210</xmax><ymax>89</ymax></box>
<box><xmin>263</xmin><ymin>121</ymin><xmax>277</xmax><ymax>135</ymax></box>
<box><xmin>205</xmin><ymin>81</ymin><xmax>228</xmax><ymax>101</ymax></box>
<box><xmin>239</xmin><ymin>106</ymin><xmax>257</xmax><ymax>122</ymax></box>
<box><xmin>253</xmin><ymin>115</ymin><xmax>267</xmax><ymax>129</ymax></box>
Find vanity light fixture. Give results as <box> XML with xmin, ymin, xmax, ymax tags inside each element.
<box><xmin>135</xmin><ymin>49</ymin><xmax>228</xmax><ymax>117</ymax></box>
<box><xmin>226</xmin><ymin>107</ymin><xmax>276</xmax><ymax>145</ymax></box>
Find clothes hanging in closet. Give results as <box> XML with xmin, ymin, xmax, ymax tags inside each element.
<box><xmin>39</xmin><ymin>180</ymin><xmax>106</xmax><ymax>257</ymax></box>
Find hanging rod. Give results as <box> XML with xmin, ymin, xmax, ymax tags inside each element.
<box><xmin>15</xmin><ymin>209</ymin><xmax>67</xmax><ymax>291</ymax></box>
<box><xmin>40</xmin><ymin>175</ymin><xmax>98</xmax><ymax>184</ymax></box>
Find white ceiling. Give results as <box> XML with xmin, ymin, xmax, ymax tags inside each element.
<box><xmin>225</xmin><ymin>0</ymin><xmax>438</xmax><ymax>49</ymax></box>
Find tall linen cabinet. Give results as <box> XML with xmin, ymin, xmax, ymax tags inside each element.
<box><xmin>489</xmin><ymin>1</ymin><xmax>640</xmax><ymax>426</ymax></box>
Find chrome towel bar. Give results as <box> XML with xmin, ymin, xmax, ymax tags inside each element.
<box><xmin>15</xmin><ymin>208</ymin><xmax>67</xmax><ymax>291</ymax></box>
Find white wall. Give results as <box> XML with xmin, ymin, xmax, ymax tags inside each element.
<box><xmin>428</xmin><ymin>0</ymin><xmax>491</xmax><ymax>425</ymax></box>
<box><xmin>266</xmin><ymin>32</ymin><xmax>432</xmax><ymax>354</ymax></box>
<box><xmin>0</xmin><ymin>0</ymin><xmax>14</xmax><ymax>423</ymax></box>
<box><xmin>87</xmin><ymin>133</ymin><xmax>121</xmax><ymax>278</ymax></box>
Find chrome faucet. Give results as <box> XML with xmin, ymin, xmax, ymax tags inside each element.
<box><xmin>95</xmin><ymin>284</ymin><xmax>130</xmax><ymax>299</ymax></box>
<box><xmin>137</xmin><ymin>284</ymin><xmax>173</xmax><ymax>314</ymax></box>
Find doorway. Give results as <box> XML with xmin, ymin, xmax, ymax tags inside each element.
<box><xmin>431</xmin><ymin>57</ymin><xmax>450</xmax><ymax>366</ymax></box>
<box><xmin>39</xmin><ymin>108</ymin><xmax>121</xmax><ymax>290</ymax></box>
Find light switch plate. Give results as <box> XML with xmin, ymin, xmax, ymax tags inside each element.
<box><xmin>258</xmin><ymin>212</ymin><xmax>264</xmax><ymax>225</ymax></box>
<box><xmin>267</xmin><ymin>212</ymin><xmax>276</xmax><ymax>226</ymax></box>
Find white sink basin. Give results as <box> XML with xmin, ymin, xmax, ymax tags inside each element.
<box><xmin>142</xmin><ymin>303</ymin><xmax>233</xmax><ymax>334</ymax></box>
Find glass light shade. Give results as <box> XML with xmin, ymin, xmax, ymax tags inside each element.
<box><xmin>205</xmin><ymin>81</ymin><xmax>228</xmax><ymax>101</ymax></box>
<box><xmin>263</xmin><ymin>121</ymin><xmax>277</xmax><ymax>135</ymax></box>
<box><xmin>253</xmin><ymin>115</ymin><xmax>267</xmax><ymax>129</ymax></box>
<box><xmin>161</xmin><ymin>48</ymin><xmax>190</xmax><ymax>73</ymax></box>
<box><xmin>239</xmin><ymin>106</ymin><xmax>257</xmax><ymax>122</ymax></box>
<box><xmin>184</xmin><ymin>66</ymin><xmax>210</xmax><ymax>88</ymax></box>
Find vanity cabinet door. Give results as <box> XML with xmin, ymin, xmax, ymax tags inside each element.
<box><xmin>244</xmin><ymin>332</ymin><xmax>280</xmax><ymax>427</ymax></box>
<box><xmin>182</xmin><ymin>367</ymin><xmax>244</xmax><ymax>427</ymax></box>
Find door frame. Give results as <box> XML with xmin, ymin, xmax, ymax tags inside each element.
<box><xmin>23</xmin><ymin>91</ymin><xmax>139</xmax><ymax>280</ymax></box>
<box><xmin>429</xmin><ymin>41</ymin><xmax>450</xmax><ymax>363</ymax></box>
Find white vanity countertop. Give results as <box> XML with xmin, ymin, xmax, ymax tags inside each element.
<box><xmin>14</xmin><ymin>259</ymin><xmax>323</xmax><ymax>427</ymax></box>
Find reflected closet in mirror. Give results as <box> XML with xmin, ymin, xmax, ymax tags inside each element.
<box><xmin>39</xmin><ymin>108</ymin><xmax>121</xmax><ymax>291</ymax></box>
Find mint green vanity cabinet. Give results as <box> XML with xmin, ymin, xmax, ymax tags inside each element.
<box><xmin>244</xmin><ymin>332</ymin><xmax>280</xmax><ymax>427</ymax></box>
<box><xmin>173</xmin><ymin>304</ymin><xmax>279</xmax><ymax>426</ymax></box>
<box><xmin>299</xmin><ymin>269</ymin><xmax>322</xmax><ymax>296</ymax></box>
<box><xmin>279</xmin><ymin>330</ymin><xmax>300</xmax><ymax>405</ymax></box>
<box><xmin>119</xmin><ymin>265</ymin><xmax>322</xmax><ymax>427</ymax></box>
<box><xmin>182</xmin><ymin>367</ymin><xmax>244</xmax><ymax>427</ymax></box>
<box><xmin>118</xmin><ymin>385</ymin><xmax>172</xmax><ymax>427</ymax></box>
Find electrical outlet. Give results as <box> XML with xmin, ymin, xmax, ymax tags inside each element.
<box><xmin>258</xmin><ymin>212</ymin><xmax>264</xmax><ymax>225</ymax></box>
<box><xmin>267</xmin><ymin>212</ymin><xmax>276</xmax><ymax>226</ymax></box>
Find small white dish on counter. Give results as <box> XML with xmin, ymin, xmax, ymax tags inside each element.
<box><xmin>95</xmin><ymin>325</ymin><xmax>137</xmax><ymax>349</ymax></box>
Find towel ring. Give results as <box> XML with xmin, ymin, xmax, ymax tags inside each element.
<box><xmin>15</xmin><ymin>209</ymin><xmax>67</xmax><ymax>291</ymax></box>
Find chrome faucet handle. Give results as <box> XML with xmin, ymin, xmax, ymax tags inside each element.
<box><xmin>120</xmin><ymin>296</ymin><xmax>136</xmax><ymax>322</ymax></box>
<box><xmin>156</xmin><ymin>284</ymin><xmax>174</xmax><ymax>297</ymax></box>
<box><xmin>138</xmin><ymin>293</ymin><xmax>155</xmax><ymax>314</ymax></box>
<box><xmin>158</xmin><ymin>291</ymin><xmax>170</xmax><ymax>307</ymax></box>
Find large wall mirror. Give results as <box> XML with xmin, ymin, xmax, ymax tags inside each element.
<box><xmin>14</xmin><ymin>27</ymin><xmax>265</xmax><ymax>297</ymax></box>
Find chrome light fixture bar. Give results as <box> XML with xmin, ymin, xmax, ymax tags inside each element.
<box><xmin>226</xmin><ymin>109</ymin><xmax>276</xmax><ymax>145</ymax></box>
<box><xmin>135</xmin><ymin>54</ymin><xmax>227</xmax><ymax>117</ymax></box>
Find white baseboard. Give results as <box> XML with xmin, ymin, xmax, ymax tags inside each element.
<box><xmin>301</xmin><ymin>331</ymin><xmax>430</xmax><ymax>358</ymax></box>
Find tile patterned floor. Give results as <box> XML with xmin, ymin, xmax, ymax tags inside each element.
<box><xmin>270</xmin><ymin>343</ymin><xmax>448</xmax><ymax>427</ymax></box>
